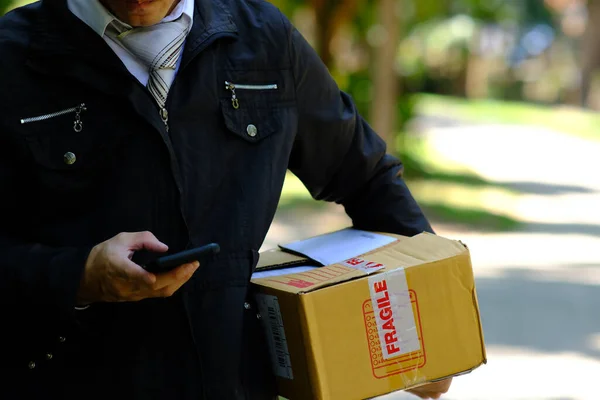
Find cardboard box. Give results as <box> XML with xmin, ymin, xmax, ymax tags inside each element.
<box><xmin>251</xmin><ymin>229</ymin><xmax>486</xmax><ymax>400</ymax></box>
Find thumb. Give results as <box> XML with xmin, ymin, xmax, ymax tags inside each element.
<box><xmin>127</xmin><ymin>231</ymin><xmax>169</xmax><ymax>253</ymax></box>
<box><xmin>123</xmin><ymin>258</ymin><xmax>157</xmax><ymax>286</ymax></box>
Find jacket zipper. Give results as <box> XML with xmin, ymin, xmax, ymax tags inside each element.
<box><xmin>224</xmin><ymin>81</ymin><xmax>278</xmax><ymax>109</ymax></box>
<box><xmin>159</xmin><ymin>107</ymin><xmax>169</xmax><ymax>132</ymax></box>
<box><xmin>21</xmin><ymin>103</ymin><xmax>87</xmax><ymax>132</ymax></box>
<box><xmin>157</xmin><ymin>31</ymin><xmax>237</xmax><ymax>240</ymax></box>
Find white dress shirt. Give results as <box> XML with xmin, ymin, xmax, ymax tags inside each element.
<box><xmin>67</xmin><ymin>0</ymin><xmax>194</xmax><ymax>86</ymax></box>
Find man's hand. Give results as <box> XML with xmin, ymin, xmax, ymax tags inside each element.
<box><xmin>76</xmin><ymin>232</ymin><xmax>200</xmax><ymax>304</ymax></box>
<box><xmin>406</xmin><ymin>378</ymin><xmax>452</xmax><ymax>399</ymax></box>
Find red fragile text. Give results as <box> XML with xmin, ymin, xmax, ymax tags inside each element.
<box><xmin>345</xmin><ymin>258</ymin><xmax>384</xmax><ymax>269</ymax></box>
<box><xmin>373</xmin><ymin>279</ymin><xmax>400</xmax><ymax>355</ymax></box>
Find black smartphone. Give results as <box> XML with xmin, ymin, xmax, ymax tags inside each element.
<box><xmin>142</xmin><ymin>243</ymin><xmax>220</xmax><ymax>273</ymax></box>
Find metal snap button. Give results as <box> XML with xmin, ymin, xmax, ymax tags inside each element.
<box><xmin>28</xmin><ymin>361</ymin><xmax>36</xmax><ymax>370</ymax></box>
<box><xmin>46</xmin><ymin>353</ymin><xmax>53</xmax><ymax>361</ymax></box>
<box><xmin>246</xmin><ymin>124</ymin><xmax>258</xmax><ymax>138</ymax></box>
<box><xmin>58</xmin><ymin>336</ymin><xmax>66</xmax><ymax>343</ymax></box>
<box><xmin>256</xmin><ymin>313</ymin><xmax>262</xmax><ymax>320</ymax></box>
<box><xmin>244</xmin><ymin>302</ymin><xmax>251</xmax><ymax>310</ymax></box>
<box><xmin>63</xmin><ymin>152</ymin><xmax>76</xmax><ymax>165</ymax></box>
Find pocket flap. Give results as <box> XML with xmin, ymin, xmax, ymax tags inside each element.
<box><xmin>220</xmin><ymin>99</ymin><xmax>281</xmax><ymax>143</ymax></box>
<box><xmin>24</xmin><ymin>131</ymin><xmax>108</xmax><ymax>172</ymax></box>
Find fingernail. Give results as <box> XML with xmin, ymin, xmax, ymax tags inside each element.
<box><xmin>193</xmin><ymin>261</ymin><xmax>200</xmax><ymax>268</ymax></box>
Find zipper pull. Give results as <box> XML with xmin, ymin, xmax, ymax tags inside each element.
<box><xmin>73</xmin><ymin>103</ymin><xmax>86</xmax><ymax>132</ymax></box>
<box><xmin>225</xmin><ymin>82</ymin><xmax>240</xmax><ymax>110</ymax></box>
<box><xmin>160</xmin><ymin>107</ymin><xmax>170</xmax><ymax>132</ymax></box>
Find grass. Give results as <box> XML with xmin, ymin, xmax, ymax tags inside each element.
<box><xmin>277</xmin><ymin>173</ymin><xmax>325</xmax><ymax>211</ymax></box>
<box><xmin>421</xmin><ymin>203</ymin><xmax>522</xmax><ymax>232</ymax></box>
<box><xmin>279</xmin><ymin>139</ymin><xmax>521</xmax><ymax>231</ymax></box>
<box><xmin>278</xmin><ymin>174</ymin><xmax>524</xmax><ymax>232</ymax></box>
<box><xmin>416</xmin><ymin>93</ymin><xmax>600</xmax><ymax>142</ymax></box>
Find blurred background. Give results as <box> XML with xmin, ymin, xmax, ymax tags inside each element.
<box><xmin>3</xmin><ymin>0</ymin><xmax>599</xmax><ymax>399</ymax></box>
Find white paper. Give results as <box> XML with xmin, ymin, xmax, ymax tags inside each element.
<box><xmin>251</xmin><ymin>266</ymin><xmax>319</xmax><ymax>280</ymax></box>
<box><xmin>280</xmin><ymin>228</ymin><xmax>397</xmax><ymax>266</ymax></box>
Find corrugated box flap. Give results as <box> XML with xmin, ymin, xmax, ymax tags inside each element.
<box><xmin>252</xmin><ymin>231</ymin><xmax>468</xmax><ymax>294</ymax></box>
<box><xmin>251</xmin><ymin>262</ymin><xmax>374</xmax><ymax>294</ymax></box>
<box><xmin>364</xmin><ymin>232</ymin><xmax>468</xmax><ymax>270</ymax></box>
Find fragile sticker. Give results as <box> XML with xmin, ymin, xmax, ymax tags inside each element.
<box><xmin>368</xmin><ymin>268</ymin><xmax>420</xmax><ymax>359</ymax></box>
<box><xmin>362</xmin><ymin>291</ymin><xmax>426</xmax><ymax>379</ymax></box>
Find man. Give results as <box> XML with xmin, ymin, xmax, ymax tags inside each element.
<box><xmin>0</xmin><ymin>0</ymin><xmax>451</xmax><ymax>398</ymax></box>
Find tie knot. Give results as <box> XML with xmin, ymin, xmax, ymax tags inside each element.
<box><xmin>116</xmin><ymin>17</ymin><xmax>189</xmax><ymax>71</ymax></box>
<box><xmin>112</xmin><ymin>17</ymin><xmax>190</xmax><ymax>108</ymax></box>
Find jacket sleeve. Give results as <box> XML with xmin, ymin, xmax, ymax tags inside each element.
<box><xmin>283</xmin><ymin>18</ymin><xmax>433</xmax><ymax>236</ymax></box>
<box><xmin>0</xmin><ymin>127</ymin><xmax>91</xmax><ymax>343</ymax></box>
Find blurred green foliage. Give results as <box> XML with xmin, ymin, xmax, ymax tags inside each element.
<box><xmin>262</xmin><ymin>0</ymin><xmax>568</xmax><ymax>130</ymax></box>
<box><xmin>0</xmin><ymin>0</ymin><xmax>12</xmax><ymax>15</ymax></box>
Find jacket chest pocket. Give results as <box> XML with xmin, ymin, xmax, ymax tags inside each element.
<box><xmin>20</xmin><ymin>104</ymin><xmax>118</xmax><ymax>197</ymax></box>
<box><xmin>25</xmin><ymin>132</ymin><xmax>107</xmax><ymax>172</ymax></box>
<box><xmin>220</xmin><ymin>81</ymin><xmax>283</xmax><ymax>144</ymax></box>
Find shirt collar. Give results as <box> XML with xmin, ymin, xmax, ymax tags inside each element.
<box><xmin>67</xmin><ymin>0</ymin><xmax>195</xmax><ymax>37</ymax></box>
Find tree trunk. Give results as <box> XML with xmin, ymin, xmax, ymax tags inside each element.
<box><xmin>310</xmin><ymin>0</ymin><xmax>359</xmax><ymax>69</ymax></box>
<box><xmin>370</xmin><ymin>0</ymin><xmax>401</xmax><ymax>150</ymax></box>
<box><xmin>581</xmin><ymin>0</ymin><xmax>600</xmax><ymax>107</ymax></box>
<box><xmin>313</xmin><ymin>1</ymin><xmax>338</xmax><ymax>68</ymax></box>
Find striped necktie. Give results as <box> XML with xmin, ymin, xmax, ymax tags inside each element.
<box><xmin>115</xmin><ymin>17</ymin><xmax>189</xmax><ymax>110</ymax></box>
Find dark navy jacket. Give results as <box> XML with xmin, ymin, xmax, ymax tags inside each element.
<box><xmin>0</xmin><ymin>0</ymin><xmax>432</xmax><ymax>398</ymax></box>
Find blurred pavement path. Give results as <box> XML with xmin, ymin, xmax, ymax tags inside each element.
<box><xmin>381</xmin><ymin>124</ymin><xmax>600</xmax><ymax>400</ymax></box>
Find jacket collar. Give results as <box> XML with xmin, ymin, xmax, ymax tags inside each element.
<box><xmin>66</xmin><ymin>0</ymin><xmax>195</xmax><ymax>40</ymax></box>
<box><xmin>28</xmin><ymin>0</ymin><xmax>237</xmax><ymax>67</ymax></box>
<box><xmin>66</xmin><ymin>0</ymin><xmax>130</xmax><ymax>38</ymax></box>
